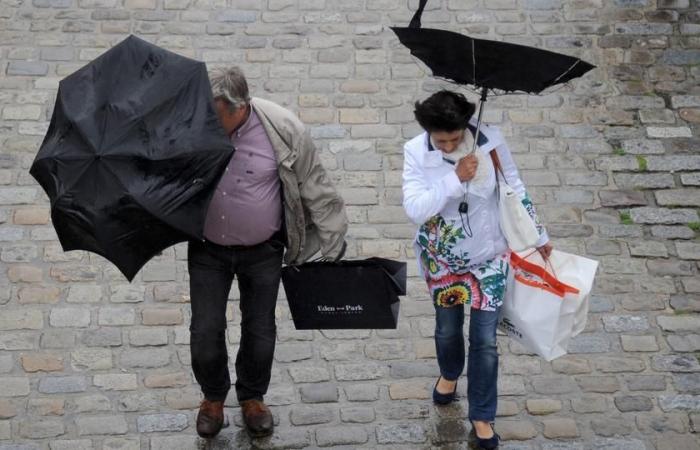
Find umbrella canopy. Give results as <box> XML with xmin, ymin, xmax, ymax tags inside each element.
<box><xmin>391</xmin><ymin>0</ymin><xmax>595</xmax><ymax>152</ymax></box>
<box><xmin>30</xmin><ymin>35</ymin><xmax>233</xmax><ymax>281</ymax></box>
<box><xmin>391</xmin><ymin>27</ymin><xmax>595</xmax><ymax>94</ymax></box>
<box><xmin>390</xmin><ymin>0</ymin><xmax>595</xmax><ymax>94</ymax></box>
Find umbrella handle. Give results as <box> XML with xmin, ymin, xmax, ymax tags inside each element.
<box><xmin>409</xmin><ymin>0</ymin><xmax>428</xmax><ymax>28</ymax></box>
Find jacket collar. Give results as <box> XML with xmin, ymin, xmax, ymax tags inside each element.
<box><xmin>426</xmin><ymin>123</ymin><xmax>489</xmax><ymax>152</ymax></box>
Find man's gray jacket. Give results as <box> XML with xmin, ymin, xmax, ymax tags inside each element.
<box><xmin>250</xmin><ymin>97</ymin><xmax>348</xmax><ymax>264</ymax></box>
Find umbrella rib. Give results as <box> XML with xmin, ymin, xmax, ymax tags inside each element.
<box><xmin>472</xmin><ymin>39</ymin><xmax>476</xmax><ymax>85</ymax></box>
<box><xmin>550</xmin><ymin>59</ymin><xmax>581</xmax><ymax>86</ymax></box>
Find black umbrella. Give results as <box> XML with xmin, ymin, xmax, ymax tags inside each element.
<box><xmin>30</xmin><ymin>35</ymin><xmax>233</xmax><ymax>281</ymax></box>
<box><xmin>391</xmin><ymin>0</ymin><xmax>595</xmax><ymax>151</ymax></box>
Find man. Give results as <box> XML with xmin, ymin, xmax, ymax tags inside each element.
<box><xmin>190</xmin><ymin>66</ymin><xmax>347</xmax><ymax>439</ymax></box>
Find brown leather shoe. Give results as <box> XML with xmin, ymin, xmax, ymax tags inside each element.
<box><xmin>197</xmin><ymin>399</ymin><xmax>225</xmax><ymax>438</ymax></box>
<box><xmin>240</xmin><ymin>399</ymin><xmax>273</xmax><ymax>438</ymax></box>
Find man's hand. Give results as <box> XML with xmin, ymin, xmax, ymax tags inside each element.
<box><xmin>537</xmin><ymin>242</ymin><xmax>553</xmax><ymax>260</ymax></box>
<box><xmin>455</xmin><ymin>153</ymin><xmax>478</xmax><ymax>182</ymax></box>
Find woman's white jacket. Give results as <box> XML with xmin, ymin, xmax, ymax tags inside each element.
<box><xmin>402</xmin><ymin>120</ymin><xmax>549</xmax><ymax>272</ymax></box>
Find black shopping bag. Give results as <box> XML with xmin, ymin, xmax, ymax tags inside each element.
<box><xmin>281</xmin><ymin>257</ymin><xmax>407</xmax><ymax>329</ymax></box>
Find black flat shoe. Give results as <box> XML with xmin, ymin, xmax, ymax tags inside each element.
<box><xmin>468</xmin><ymin>422</ymin><xmax>500</xmax><ymax>450</ymax></box>
<box><xmin>432</xmin><ymin>376</ymin><xmax>458</xmax><ymax>405</ymax></box>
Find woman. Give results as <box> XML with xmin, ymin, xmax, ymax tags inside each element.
<box><xmin>402</xmin><ymin>90</ymin><xmax>552</xmax><ymax>450</ymax></box>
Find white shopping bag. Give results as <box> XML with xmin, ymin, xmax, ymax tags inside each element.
<box><xmin>498</xmin><ymin>252</ymin><xmax>581</xmax><ymax>361</ymax></box>
<box><xmin>518</xmin><ymin>249</ymin><xmax>599</xmax><ymax>337</ymax></box>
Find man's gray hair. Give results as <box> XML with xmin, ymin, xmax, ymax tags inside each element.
<box><xmin>209</xmin><ymin>66</ymin><xmax>251</xmax><ymax>111</ymax></box>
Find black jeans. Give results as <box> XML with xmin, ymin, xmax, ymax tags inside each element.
<box><xmin>187</xmin><ymin>237</ymin><xmax>284</xmax><ymax>403</ymax></box>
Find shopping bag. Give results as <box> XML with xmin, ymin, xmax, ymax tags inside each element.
<box><xmin>498</xmin><ymin>252</ymin><xmax>580</xmax><ymax>361</ymax></box>
<box><xmin>519</xmin><ymin>249</ymin><xmax>598</xmax><ymax>337</ymax></box>
<box><xmin>281</xmin><ymin>257</ymin><xmax>406</xmax><ymax>329</ymax></box>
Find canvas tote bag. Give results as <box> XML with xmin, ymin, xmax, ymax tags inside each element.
<box><xmin>489</xmin><ymin>151</ymin><xmax>540</xmax><ymax>252</ymax></box>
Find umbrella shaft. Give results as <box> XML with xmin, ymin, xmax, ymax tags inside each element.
<box><xmin>471</xmin><ymin>86</ymin><xmax>488</xmax><ymax>154</ymax></box>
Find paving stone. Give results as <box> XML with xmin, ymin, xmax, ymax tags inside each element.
<box><xmin>614</xmin><ymin>394</ymin><xmax>654</xmax><ymax>412</ymax></box>
<box><xmin>344</xmin><ymin>384</ymin><xmax>379</xmax><ymax>401</ymax></box>
<box><xmin>667</xmin><ymin>334</ymin><xmax>700</xmax><ymax>352</ymax></box>
<box><xmin>602</xmin><ymin>315</ymin><xmax>649</xmax><ymax>332</ymax></box>
<box><xmin>143</xmin><ymin>372</ymin><xmax>189</xmax><ymax>388</ymax></box>
<box><xmin>82</xmin><ymin>328</ymin><xmax>122</xmax><ymax>347</ymax></box>
<box><xmin>288</xmin><ymin>365</ymin><xmax>331</xmax><ymax>383</ymax></box>
<box><xmin>136</xmin><ymin>413</ymin><xmax>188</xmax><ymax>432</ymax></box>
<box><xmin>653</xmin><ymin>355</ymin><xmax>700</xmax><ymax>372</ymax></box>
<box><xmin>38</xmin><ymin>376</ymin><xmax>87</xmax><ymax>394</ymax></box>
<box><xmin>93</xmin><ymin>374</ymin><xmax>138</xmax><ymax>391</ymax></box>
<box><xmin>339</xmin><ymin>406</ymin><xmax>375</xmax><ymax>423</ymax></box>
<box><xmin>299</xmin><ymin>382</ymin><xmax>338</xmax><ymax>403</ymax></box>
<box><xmin>315</xmin><ymin>426</ymin><xmax>368</xmax><ymax>446</ymax></box>
<box><xmin>149</xmin><ymin>436</ymin><xmax>198</xmax><ymax>450</ymax></box>
<box><xmin>76</xmin><ymin>415</ymin><xmax>128</xmax><ymax>436</ymax></box>
<box><xmin>674</xmin><ymin>374</ymin><xmax>700</xmax><ymax>394</ymax></box>
<box><xmin>542</xmin><ymin>418</ymin><xmax>579</xmax><ymax>438</ymax></box>
<box><xmin>20</xmin><ymin>353</ymin><xmax>63</xmax><ymax>372</ymax></box>
<box><xmin>496</xmin><ymin>420</ymin><xmax>538</xmax><ymax>440</ymax></box>
<box><xmin>659</xmin><ymin>394</ymin><xmax>700</xmax><ymax>411</ymax></box>
<box><xmin>18</xmin><ymin>419</ymin><xmax>65</xmax><ymax>438</ymax></box>
<box><xmin>27</xmin><ymin>398</ymin><xmax>64</xmax><ymax>416</ymax></box>
<box><xmin>595</xmin><ymin>356</ymin><xmax>646</xmax><ymax>373</ymax></box>
<box><xmin>48</xmin><ymin>440</ymin><xmax>93</xmax><ymax>450</ymax></box>
<box><xmin>290</xmin><ymin>406</ymin><xmax>335</xmax><ymax>425</ymax></box>
<box><xmin>588</xmin><ymin>438</ymin><xmax>648</xmax><ymax>450</ymax></box>
<box><xmin>375</xmin><ymin>423</ymin><xmax>427</xmax><ymax>444</ymax></box>
<box><xmin>551</xmin><ymin>357</ymin><xmax>591</xmax><ymax>374</ymax></box>
<box><xmin>576</xmin><ymin>376</ymin><xmax>620</xmax><ymax>393</ymax></box>
<box><xmin>636</xmin><ymin>413</ymin><xmax>687</xmax><ymax>434</ymax></box>
<box><xmin>571</xmin><ymin>394</ymin><xmax>609</xmax><ymax>413</ymax></box>
<box><xmin>389</xmin><ymin>380</ymin><xmax>430</xmax><ymax>399</ymax></box>
<box><xmin>532</xmin><ymin>376</ymin><xmax>578</xmax><ymax>395</ymax></box>
<box><xmin>526</xmin><ymin>399</ymin><xmax>561</xmax><ymax>415</ymax></box>
<box><xmin>621</xmin><ymin>335</ymin><xmax>659</xmax><ymax>352</ymax></box>
<box><xmin>671</xmin><ymin>295</ymin><xmax>700</xmax><ymax>313</ymax></box>
<box><xmin>590</xmin><ymin>417</ymin><xmax>635</xmax><ymax>436</ymax></box>
<box><xmin>654</xmin><ymin>433</ymin><xmax>700</xmax><ymax>450</ymax></box>
<box><xmin>626</xmin><ymin>375</ymin><xmax>667</xmax><ymax>391</ymax></box>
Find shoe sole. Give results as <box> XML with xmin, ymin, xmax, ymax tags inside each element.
<box><xmin>197</xmin><ymin>430</ymin><xmax>221</xmax><ymax>439</ymax></box>
<box><xmin>246</xmin><ymin>427</ymin><xmax>273</xmax><ymax>439</ymax></box>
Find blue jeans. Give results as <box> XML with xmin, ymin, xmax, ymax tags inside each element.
<box><xmin>434</xmin><ymin>304</ymin><xmax>500</xmax><ymax>421</ymax></box>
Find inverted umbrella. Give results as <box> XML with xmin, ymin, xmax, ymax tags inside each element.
<box><xmin>30</xmin><ymin>35</ymin><xmax>233</xmax><ymax>281</ymax></box>
<box><xmin>391</xmin><ymin>0</ymin><xmax>595</xmax><ymax>151</ymax></box>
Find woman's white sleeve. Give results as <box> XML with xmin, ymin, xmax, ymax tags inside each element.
<box><xmin>493</xmin><ymin>139</ymin><xmax>550</xmax><ymax>247</ymax></box>
<box><xmin>402</xmin><ymin>148</ymin><xmax>465</xmax><ymax>225</ymax></box>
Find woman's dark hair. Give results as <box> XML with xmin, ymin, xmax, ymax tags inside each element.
<box><xmin>414</xmin><ymin>90</ymin><xmax>476</xmax><ymax>133</ymax></box>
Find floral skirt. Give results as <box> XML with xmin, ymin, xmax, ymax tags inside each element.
<box><xmin>416</xmin><ymin>215</ymin><xmax>510</xmax><ymax>311</ymax></box>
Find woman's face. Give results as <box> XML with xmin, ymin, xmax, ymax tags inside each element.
<box><xmin>431</xmin><ymin>129</ymin><xmax>465</xmax><ymax>153</ymax></box>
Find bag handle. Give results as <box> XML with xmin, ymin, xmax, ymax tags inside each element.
<box><xmin>521</xmin><ymin>248</ymin><xmax>557</xmax><ymax>279</ymax></box>
<box><xmin>511</xmin><ymin>252</ymin><xmax>579</xmax><ymax>296</ymax></box>
<box><xmin>489</xmin><ymin>149</ymin><xmax>508</xmax><ymax>184</ymax></box>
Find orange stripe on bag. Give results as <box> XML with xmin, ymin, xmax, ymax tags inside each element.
<box><xmin>510</xmin><ymin>252</ymin><xmax>579</xmax><ymax>298</ymax></box>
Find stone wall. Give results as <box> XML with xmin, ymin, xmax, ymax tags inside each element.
<box><xmin>0</xmin><ymin>0</ymin><xmax>699</xmax><ymax>449</ymax></box>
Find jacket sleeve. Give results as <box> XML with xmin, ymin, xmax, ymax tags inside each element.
<box><xmin>492</xmin><ymin>135</ymin><xmax>549</xmax><ymax>247</ymax></box>
<box><xmin>402</xmin><ymin>145</ymin><xmax>466</xmax><ymax>226</ymax></box>
<box><xmin>293</xmin><ymin>129</ymin><xmax>348</xmax><ymax>259</ymax></box>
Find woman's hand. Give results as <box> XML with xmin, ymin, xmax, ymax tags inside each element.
<box><xmin>455</xmin><ymin>153</ymin><xmax>478</xmax><ymax>182</ymax></box>
<box><xmin>537</xmin><ymin>242</ymin><xmax>553</xmax><ymax>259</ymax></box>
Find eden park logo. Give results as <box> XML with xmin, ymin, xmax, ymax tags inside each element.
<box><xmin>317</xmin><ymin>305</ymin><xmax>364</xmax><ymax>314</ymax></box>
<box><xmin>499</xmin><ymin>317</ymin><xmax>522</xmax><ymax>339</ymax></box>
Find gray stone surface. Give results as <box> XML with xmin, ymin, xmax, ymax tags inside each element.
<box><xmin>1</xmin><ymin>1</ymin><xmax>699</xmax><ymax>448</ymax></box>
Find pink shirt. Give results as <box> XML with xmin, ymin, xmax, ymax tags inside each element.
<box><xmin>203</xmin><ymin>108</ymin><xmax>282</xmax><ymax>246</ymax></box>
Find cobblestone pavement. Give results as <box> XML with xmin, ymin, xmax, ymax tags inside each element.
<box><xmin>1</xmin><ymin>0</ymin><xmax>699</xmax><ymax>449</ymax></box>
